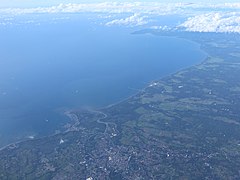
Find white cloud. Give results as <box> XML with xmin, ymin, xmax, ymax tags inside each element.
<box><xmin>0</xmin><ymin>2</ymin><xmax>240</xmax><ymax>16</ymax></box>
<box><xmin>0</xmin><ymin>2</ymin><xmax>189</xmax><ymax>27</ymax></box>
<box><xmin>106</xmin><ymin>13</ymin><xmax>147</xmax><ymax>26</ymax></box>
<box><xmin>1</xmin><ymin>2</ymin><xmax>240</xmax><ymax>32</ymax></box>
<box><xmin>179</xmin><ymin>12</ymin><xmax>240</xmax><ymax>33</ymax></box>
<box><xmin>210</xmin><ymin>3</ymin><xmax>240</xmax><ymax>9</ymax></box>
<box><xmin>0</xmin><ymin>2</ymin><xmax>200</xmax><ymax>15</ymax></box>
<box><xmin>150</xmin><ymin>25</ymin><xmax>172</xmax><ymax>31</ymax></box>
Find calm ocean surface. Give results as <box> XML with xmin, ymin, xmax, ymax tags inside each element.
<box><xmin>0</xmin><ymin>13</ymin><xmax>206</xmax><ymax>146</ymax></box>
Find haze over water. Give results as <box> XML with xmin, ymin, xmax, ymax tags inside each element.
<box><xmin>0</xmin><ymin>13</ymin><xmax>206</xmax><ymax>147</ymax></box>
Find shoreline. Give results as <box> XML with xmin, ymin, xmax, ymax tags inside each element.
<box><xmin>99</xmin><ymin>30</ymin><xmax>210</xmax><ymax>110</ymax></box>
<box><xmin>0</xmin><ymin>32</ymin><xmax>209</xmax><ymax>152</ymax></box>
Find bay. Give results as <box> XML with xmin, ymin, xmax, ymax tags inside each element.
<box><xmin>0</xmin><ymin>13</ymin><xmax>206</xmax><ymax>146</ymax></box>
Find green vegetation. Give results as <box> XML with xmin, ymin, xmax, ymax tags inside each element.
<box><xmin>1</xmin><ymin>31</ymin><xmax>240</xmax><ymax>179</ymax></box>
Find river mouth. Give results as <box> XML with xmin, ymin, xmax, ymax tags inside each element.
<box><xmin>0</xmin><ymin>13</ymin><xmax>206</xmax><ymax>147</ymax></box>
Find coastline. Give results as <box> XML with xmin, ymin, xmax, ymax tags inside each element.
<box><xmin>0</xmin><ymin>32</ymin><xmax>209</xmax><ymax>152</ymax></box>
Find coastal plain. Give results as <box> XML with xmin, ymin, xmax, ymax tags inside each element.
<box><xmin>1</xmin><ymin>31</ymin><xmax>240</xmax><ymax>179</ymax></box>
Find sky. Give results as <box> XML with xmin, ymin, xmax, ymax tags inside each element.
<box><xmin>1</xmin><ymin>0</ymin><xmax>240</xmax><ymax>8</ymax></box>
<box><xmin>0</xmin><ymin>0</ymin><xmax>240</xmax><ymax>34</ymax></box>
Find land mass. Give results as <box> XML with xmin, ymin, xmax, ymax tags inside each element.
<box><xmin>1</xmin><ymin>31</ymin><xmax>240</xmax><ymax>179</ymax></box>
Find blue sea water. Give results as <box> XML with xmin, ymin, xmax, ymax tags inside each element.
<box><xmin>0</xmin><ymin>13</ymin><xmax>206</xmax><ymax>146</ymax></box>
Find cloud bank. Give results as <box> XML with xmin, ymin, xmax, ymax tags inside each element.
<box><xmin>0</xmin><ymin>2</ymin><xmax>186</xmax><ymax>15</ymax></box>
<box><xmin>1</xmin><ymin>2</ymin><xmax>240</xmax><ymax>33</ymax></box>
<box><xmin>179</xmin><ymin>12</ymin><xmax>240</xmax><ymax>33</ymax></box>
<box><xmin>106</xmin><ymin>13</ymin><xmax>147</xmax><ymax>26</ymax></box>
